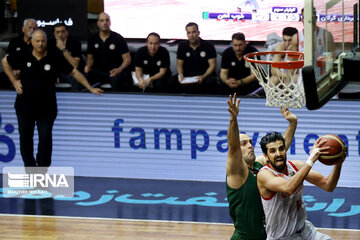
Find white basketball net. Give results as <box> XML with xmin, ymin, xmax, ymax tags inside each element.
<box><xmin>245</xmin><ymin>52</ymin><xmax>305</xmax><ymax>109</ymax></box>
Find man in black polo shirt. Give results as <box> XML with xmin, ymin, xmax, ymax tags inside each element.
<box><xmin>48</xmin><ymin>23</ymin><xmax>84</xmax><ymax>91</ymax></box>
<box><xmin>1</xmin><ymin>29</ymin><xmax>103</xmax><ymax>168</ymax></box>
<box><xmin>85</xmin><ymin>12</ymin><xmax>132</xmax><ymax>92</ymax></box>
<box><xmin>220</xmin><ymin>32</ymin><xmax>262</xmax><ymax>96</ymax></box>
<box><xmin>6</xmin><ymin>18</ymin><xmax>37</xmax><ymax>54</ymax></box>
<box><xmin>0</xmin><ymin>18</ymin><xmax>37</xmax><ymax>89</ymax></box>
<box><xmin>169</xmin><ymin>22</ymin><xmax>218</xmax><ymax>94</ymax></box>
<box><xmin>134</xmin><ymin>32</ymin><xmax>170</xmax><ymax>93</ymax></box>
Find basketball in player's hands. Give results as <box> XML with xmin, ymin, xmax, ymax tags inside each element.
<box><xmin>317</xmin><ymin>135</ymin><xmax>346</xmax><ymax>165</ymax></box>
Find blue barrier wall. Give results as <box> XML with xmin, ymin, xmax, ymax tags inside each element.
<box><xmin>0</xmin><ymin>91</ymin><xmax>359</xmax><ymax>187</ymax></box>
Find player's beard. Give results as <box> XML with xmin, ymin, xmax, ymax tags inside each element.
<box><xmin>269</xmin><ymin>156</ymin><xmax>287</xmax><ymax>172</ymax></box>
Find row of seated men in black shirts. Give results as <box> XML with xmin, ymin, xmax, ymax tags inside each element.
<box><xmin>0</xmin><ymin>18</ymin><xmax>264</xmax><ymax>97</ymax></box>
<box><xmin>0</xmin><ymin>43</ymin><xmax>263</xmax><ymax>97</ymax></box>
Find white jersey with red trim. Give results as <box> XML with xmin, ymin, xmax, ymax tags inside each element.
<box><xmin>298</xmin><ymin>28</ymin><xmax>326</xmax><ymax>79</ymax></box>
<box><xmin>298</xmin><ymin>27</ymin><xmax>326</xmax><ymax>55</ymax></box>
<box><xmin>259</xmin><ymin>161</ymin><xmax>307</xmax><ymax>239</ymax></box>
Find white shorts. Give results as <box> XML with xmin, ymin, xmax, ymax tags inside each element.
<box><xmin>267</xmin><ymin>220</ymin><xmax>333</xmax><ymax>240</ymax></box>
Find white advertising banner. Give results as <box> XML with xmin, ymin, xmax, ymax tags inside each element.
<box><xmin>0</xmin><ymin>91</ymin><xmax>359</xmax><ymax>187</ymax></box>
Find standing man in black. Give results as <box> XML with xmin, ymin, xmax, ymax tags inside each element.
<box><xmin>169</xmin><ymin>22</ymin><xmax>218</xmax><ymax>94</ymax></box>
<box><xmin>85</xmin><ymin>12</ymin><xmax>132</xmax><ymax>91</ymax></box>
<box><xmin>1</xmin><ymin>29</ymin><xmax>103</xmax><ymax>168</ymax></box>
<box><xmin>220</xmin><ymin>32</ymin><xmax>262</xmax><ymax>96</ymax></box>
<box><xmin>48</xmin><ymin>23</ymin><xmax>84</xmax><ymax>91</ymax></box>
<box><xmin>134</xmin><ymin>32</ymin><xmax>170</xmax><ymax>93</ymax></box>
<box><xmin>0</xmin><ymin>18</ymin><xmax>37</xmax><ymax>89</ymax></box>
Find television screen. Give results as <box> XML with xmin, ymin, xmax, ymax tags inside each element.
<box><xmin>17</xmin><ymin>0</ymin><xmax>88</xmax><ymax>40</ymax></box>
<box><xmin>105</xmin><ymin>0</ymin><xmax>356</xmax><ymax>42</ymax></box>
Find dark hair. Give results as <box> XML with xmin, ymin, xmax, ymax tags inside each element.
<box><xmin>260</xmin><ymin>132</ymin><xmax>285</xmax><ymax>154</ymax></box>
<box><xmin>232</xmin><ymin>32</ymin><xmax>246</xmax><ymax>41</ymax></box>
<box><xmin>301</xmin><ymin>7</ymin><xmax>317</xmax><ymax>21</ymax></box>
<box><xmin>185</xmin><ymin>22</ymin><xmax>199</xmax><ymax>30</ymax></box>
<box><xmin>301</xmin><ymin>7</ymin><xmax>316</xmax><ymax>15</ymax></box>
<box><xmin>54</xmin><ymin>23</ymin><xmax>67</xmax><ymax>31</ymax></box>
<box><xmin>147</xmin><ymin>32</ymin><xmax>160</xmax><ymax>40</ymax></box>
<box><xmin>282</xmin><ymin>27</ymin><xmax>298</xmax><ymax>37</ymax></box>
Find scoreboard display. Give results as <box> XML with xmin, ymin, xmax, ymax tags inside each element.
<box><xmin>105</xmin><ymin>0</ymin><xmax>357</xmax><ymax>42</ymax></box>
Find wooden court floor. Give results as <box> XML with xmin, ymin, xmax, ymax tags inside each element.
<box><xmin>0</xmin><ymin>215</ymin><xmax>359</xmax><ymax>240</ymax></box>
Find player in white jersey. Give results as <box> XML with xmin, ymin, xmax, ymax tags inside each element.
<box><xmin>297</xmin><ymin>25</ymin><xmax>327</xmax><ymax>56</ymax></box>
<box><xmin>270</xmin><ymin>27</ymin><xmax>301</xmax><ymax>87</ymax></box>
<box><xmin>298</xmin><ymin>7</ymin><xmax>335</xmax><ymax>54</ymax></box>
<box><xmin>298</xmin><ymin>7</ymin><xmax>335</xmax><ymax>79</ymax></box>
<box><xmin>260</xmin><ymin>161</ymin><xmax>306</xmax><ymax>238</ymax></box>
<box><xmin>257</xmin><ymin>132</ymin><xmax>346</xmax><ymax>240</ymax></box>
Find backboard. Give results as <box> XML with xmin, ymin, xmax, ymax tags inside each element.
<box><xmin>302</xmin><ymin>0</ymin><xmax>359</xmax><ymax>110</ymax></box>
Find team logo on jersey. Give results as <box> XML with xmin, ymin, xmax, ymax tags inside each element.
<box><xmin>231</xmin><ymin>61</ymin><xmax>236</xmax><ymax>66</ymax></box>
<box><xmin>109</xmin><ymin>44</ymin><xmax>115</xmax><ymax>50</ymax></box>
<box><xmin>156</xmin><ymin>61</ymin><xmax>161</xmax><ymax>66</ymax></box>
<box><xmin>16</xmin><ymin>47</ymin><xmax>21</xmax><ymax>51</ymax></box>
<box><xmin>144</xmin><ymin>60</ymin><xmax>148</xmax><ymax>65</ymax></box>
<box><xmin>200</xmin><ymin>51</ymin><xmax>206</xmax><ymax>57</ymax></box>
<box><xmin>94</xmin><ymin>43</ymin><xmax>99</xmax><ymax>49</ymax></box>
<box><xmin>290</xmin><ymin>171</ymin><xmax>295</xmax><ymax>176</ymax></box>
<box><xmin>44</xmin><ymin>64</ymin><xmax>51</xmax><ymax>71</ymax></box>
<box><xmin>26</xmin><ymin>62</ymin><xmax>31</xmax><ymax>67</ymax></box>
<box><xmin>186</xmin><ymin>52</ymin><xmax>190</xmax><ymax>57</ymax></box>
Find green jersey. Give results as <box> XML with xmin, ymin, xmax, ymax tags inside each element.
<box><xmin>226</xmin><ymin>161</ymin><xmax>266</xmax><ymax>240</ymax></box>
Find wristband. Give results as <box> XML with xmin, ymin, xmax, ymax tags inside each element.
<box><xmin>306</xmin><ymin>148</ymin><xmax>320</xmax><ymax>167</ymax></box>
<box><xmin>61</xmin><ymin>48</ymin><xmax>67</xmax><ymax>52</ymax></box>
<box><xmin>306</xmin><ymin>158</ymin><xmax>314</xmax><ymax>167</ymax></box>
<box><xmin>309</xmin><ymin>148</ymin><xmax>320</xmax><ymax>159</ymax></box>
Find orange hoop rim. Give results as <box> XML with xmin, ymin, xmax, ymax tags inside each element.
<box><xmin>244</xmin><ymin>51</ymin><xmax>304</xmax><ymax>69</ymax></box>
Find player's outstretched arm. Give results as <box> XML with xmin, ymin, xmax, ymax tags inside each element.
<box><xmin>281</xmin><ymin>107</ymin><xmax>298</xmax><ymax>152</ymax></box>
<box><xmin>226</xmin><ymin>93</ymin><xmax>248</xmax><ymax>188</ymax></box>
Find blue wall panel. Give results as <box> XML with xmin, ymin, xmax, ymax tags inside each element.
<box><xmin>0</xmin><ymin>91</ymin><xmax>359</xmax><ymax>187</ymax></box>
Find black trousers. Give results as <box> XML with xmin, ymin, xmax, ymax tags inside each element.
<box><xmin>16</xmin><ymin>111</ymin><xmax>57</xmax><ymax>167</ymax></box>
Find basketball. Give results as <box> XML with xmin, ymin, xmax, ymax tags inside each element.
<box><xmin>317</xmin><ymin>135</ymin><xmax>346</xmax><ymax>165</ymax></box>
